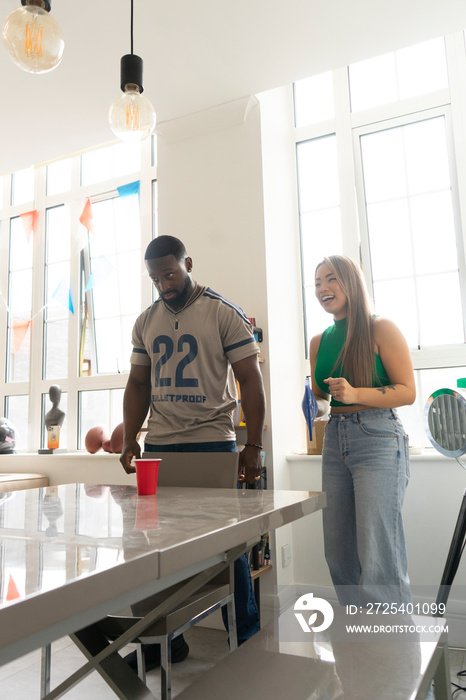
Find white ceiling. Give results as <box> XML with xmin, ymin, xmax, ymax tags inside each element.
<box><xmin>2</xmin><ymin>0</ymin><xmax>466</xmax><ymax>175</ymax></box>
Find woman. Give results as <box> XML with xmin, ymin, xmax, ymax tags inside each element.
<box><xmin>310</xmin><ymin>255</ymin><xmax>415</xmax><ymax>607</ymax></box>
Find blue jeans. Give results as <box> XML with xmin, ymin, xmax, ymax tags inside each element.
<box><xmin>145</xmin><ymin>440</ymin><xmax>260</xmax><ymax>644</ymax></box>
<box><xmin>322</xmin><ymin>409</ymin><xmax>411</xmax><ymax>607</ymax></box>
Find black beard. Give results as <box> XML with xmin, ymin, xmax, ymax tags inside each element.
<box><xmin>162</xmin><ymin>276</ymin><xmax>194</xmax><ymax>311</ymax></box>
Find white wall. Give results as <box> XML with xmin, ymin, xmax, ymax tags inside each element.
<box><xmin>257</xmin><ymin>86</ymin><xmax>311</xmax><ymax>591</ymax></box>
<box><xmin>156</xmin><ymin>96</ymin><xmax>274</xmax><ymax>470</ymax></box>
<box><xmin>156</xmin><ymin>97</ymin><xmax>269</xmax><ymax>326</ymax></box>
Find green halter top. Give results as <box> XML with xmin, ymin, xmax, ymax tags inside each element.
<box><xmin>314</xmin><ymin>317</ymin><xmax>391</xmax><ymax>407</ymax></box>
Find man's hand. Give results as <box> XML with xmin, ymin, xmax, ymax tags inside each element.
<box><xmin>120</xmin><ymin>364</ymin><xmax>151</xmax><ymax>474</ymax></box>
<box><xmin>238</xmin><ymin>444</ymin><xmax>262</xmax><ymax>484</ymax></box>
<box><xmin>120</xmin><ymin>439</ymin><xmax>141</xmax><ymax>474</ymax></box>
<box><xmin>232</xmin><ymin>355</ymin><xmax>265</xmax><ymax>485</ymax></box>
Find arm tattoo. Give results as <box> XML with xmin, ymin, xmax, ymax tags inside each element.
<box><xmin>376</xmin><ymin>384</ymin><xmax>396</xmax><ymax>395</ymax></box>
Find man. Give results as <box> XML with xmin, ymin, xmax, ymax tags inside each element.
<box><xmin>120</xmin><ymin>235</ymin><xmax>266</xmax><ymax>670</ymax></box>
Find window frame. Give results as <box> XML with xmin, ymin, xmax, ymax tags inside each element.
<box><xmin>294</xmin><ymin>29</ymin><xmax>466</xmax><ymax>447</ymax></box>
<box><xmin>295</xmin><ymin>32</ymin><xmax>466</xmax><ymax>367</ymax></box>
<box><xmin>0</xmin><ymin>138</ymin><xmax>157</xmax><ymax>452</ymax></box>
<box><xmin>353</xmin><ymin>105</ymin><xmax>466</xmax><ymax>368</ymax></box>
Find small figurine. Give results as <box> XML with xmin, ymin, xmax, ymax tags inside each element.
<box><xmin>44</xmin><ymin>385</ymin><xmax>65</xmax><ymax>452</ymax></box>
<box><xmin>41</xmin><ymin>486</ymin><xmax>64</xmax><ymax>537</ymax></box>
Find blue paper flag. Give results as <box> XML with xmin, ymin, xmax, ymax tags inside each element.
<box><xmin>84</xmin><ymin>256</ymin><xmax>115</xmax><ymax>292</ymax></box>
<box><xmin>52</xmin><ymin>278</ymin><xmax>74</xmax><ymax>314</ymax></box>
<box><xmin>302</xmin><ymin>377</ymin><xmax>318</xmax><ymax>440</ymax></box>
<box><xmin>117</xmin><ymin>180</ymin><xmax>140</xmax><ymax>198</ymax></box>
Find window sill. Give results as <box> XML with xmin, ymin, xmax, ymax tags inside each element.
<box><xmin>286</xmin><ymin>448</ymin><xmax>452</xmax><ymax>462</ymax></box>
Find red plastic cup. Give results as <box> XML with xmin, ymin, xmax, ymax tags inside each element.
<box><xmin>134</xmin><ymin>458</ymin><xmax>161</xmax><ymax>496</ymax></box>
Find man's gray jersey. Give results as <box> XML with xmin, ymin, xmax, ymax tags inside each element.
<box><xmin>130</xmin><ymin>286</ymin><xmax>258</xmax><ymax>444</ymax></box>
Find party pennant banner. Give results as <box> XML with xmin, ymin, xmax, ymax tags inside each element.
<box><xmin>52</xmin><ymin>278</ymin><xmax>74</xmax><ymax>314</ymax></box>
<box><xmin>20</xmin><ymin>210</ymin><xmax>39</xmax><ymax>244</ymax></box>
<box><xmin>79</xmin><ymin>198</ymin><xmax>95</xmax><ymax>235</ymax></box>
<box><xmin>117</xmin><ymin>180</ymin><xmax>140</xmax><ymax>198</ymax></box>
<box><xmin>6</xmin><ymin>574</ymin><xmax>21</xmax><ymax>601</ymax></box>
<box><xmin>84</xmin><ymin>256</ymin><xmax>115</xmax><ymax>292</ymax></box>
<box><xmin>12</xmin><ymin>319</ymin><xmax>31</xmax><ymax>357</ymax></box>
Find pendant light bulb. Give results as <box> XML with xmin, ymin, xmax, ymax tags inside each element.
<box><xmin>2</xmin><ymin>1</ymin><xmax>64</xmax><ymax>74</ymax></box>
<box><xmin>109</xmin><ymin>54</ymin><xmax>156</xmax><ymax>143</ymax></box>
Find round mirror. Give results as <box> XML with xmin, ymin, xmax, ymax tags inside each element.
<box><xmin>424</xmin><ymin>386</ymin><xmax>466</xmax><ymax>462</ymax></box>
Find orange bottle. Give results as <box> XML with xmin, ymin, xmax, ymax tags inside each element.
<box><xmin>47</xmin><ymin>425</ymin><xmax>60</xmax><ymax>450</ymax></box>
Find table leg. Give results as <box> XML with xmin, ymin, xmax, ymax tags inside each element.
<box><xmin>72</xmin><ymin>625</ymin><xmax>155</xmax><ymax>700</ymax></box>
<box><xmin>432</xmin><ymin>643</ymin><xmax>452</xmax><ymax>700</ymax></box>
<box><xmin>40</xmin><ymin>645</ymin><xmax>51</xmax><ymax>698</ymax></box>
<box><xmin>40</xmin><ymin>542</ymin><xmax>248</xmax><ymax>700</ymax></box>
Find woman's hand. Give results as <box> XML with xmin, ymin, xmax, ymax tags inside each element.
<box><xmin>324</xmin><ymin>377</ymin><xmax>357</xmax><ymax>404</ymax></box>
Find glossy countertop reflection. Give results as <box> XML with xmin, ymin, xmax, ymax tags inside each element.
<box><xmin>0</xmin><ymin>484</ymin><xmax>325</xmax><ymax>665</ymax></box>
<box><xmin>177</xmin><ymin>606</ymin><xmax>449</xmax><ymax>700</ymax></box>
<box><xmin>0</xmin><ymin>484</ymin><xmax>325</xmax><ymax>607</ymax></box>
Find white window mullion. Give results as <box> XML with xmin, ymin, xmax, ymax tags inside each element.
<box><xmin>352</xmin><ymin>122</ymin><xmax>374</xmax><ymax>299</ymax></box>
<box><xmin>140</xmin><ymin>137</ymin><xmax>156</xmax><ymax>310</ymax></box>
<box><xmin>333</xmin><ymin>67</ymin><xmax>361</xmax><ymax>263</ymax></box>
<box><xmin>28</xmin><ymin>165</ymin><xmax>47</xmax><ymax>452</ymax></box>
<box><xmin>445</xmin><ymin>31</ymin><xmax>466</xmax><ymax>340</ymax></box>
<box><xmin>412</xmin><ymin>345</ymin><xmax>466</xmax><ymax>371</ymax></box>
<box><xmin>80</xmin><ymin>243</ymin><xmax>97</xmax><ymax>375</ymax></box>
<box><xmin>0</xmin><ymin>183</ymin><xmax>10</xmax><ymax>412</ymax></box>
<box><xmin>65</xmin><ymin>154</ymin><xmax>85</xmax><ymax>450</ymax></box>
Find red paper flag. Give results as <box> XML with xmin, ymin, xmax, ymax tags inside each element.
<box><xmin>79</xmin><ymin>198</ymin><xmax>95</xmax><ymax>235</ymax></box>
<box><xmin>6</xmin><ymin>574</ymin><xmax>20</xmax><ymax>601</ymax></box>
<box><xmin>12</xmin><ymin>319</ymin><xmax>31</xmax><ymax>357</ymax></box>
<box><xmin>20</xmin><ymin>210</ymin><xmax>39</xmax><ymax>244</ymax></box>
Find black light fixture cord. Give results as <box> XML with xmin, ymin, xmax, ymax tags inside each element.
<box><xmin>130</xmin><ymin>0</ymin><xmax>134</xmax><ymax>55</ymax></box>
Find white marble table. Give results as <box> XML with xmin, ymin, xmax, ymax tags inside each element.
<box><xmin>0</xmin><ymin>483</ymin><xmax>325</xmax><ymax>697</ymax></box>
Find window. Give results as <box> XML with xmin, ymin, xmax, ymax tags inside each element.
<box><xmin>81</xmin><ymin>142</ymin><xmax>140</xmax><ymax>186</ymax></box>
<box><xmin>356</xmin><ymin>114</ymin><xmax>465</xmax><ymax>350</ymax></box>
<box><xmin>294</xmin><ymin>72</ymin><xmax>335</xmax><ymax>127</ymax></box>
<box><xmin>47</xmin><ymin>158</ymin><xmax>72</xmax><ymax>196</ymax></box>
<box><xmin>7</xmin><ymin>216</ymin><xmax>33</xmax><ymax>383</ymax></box>
<box><xmin>78</xmin><ymin>388</ymin><xmax>124</xmax><ymax>449</ymax></box>
<box><xmin>11</xmin><ymin>166</ymin><xmax>34</xmax><ymax>206</ymax></box>
<box><xmin>44</xmin><ymin>205</ymin><xmax>71</xmax><ymax>380</ymax></box>
<box><xmin>0</xmin><ymin>136</ymin><xmax>157</xmax><ymax>451</ymax></box>
<box><xmin>81</xmin><ymin>193</ymin><xmax>142</xmax><ymax>375</ymax></box>
<box><xmin>296</xmin><ymin>135</ymin><xmax>343</xmax><ymax>340</ymax></box>
<box><xmin>295</xmin><ymin>33</ymin><xmax>466</xmax><ymax>448</ymax></box>
<box><xmin>4</xmin><ymin>395</ymin><xmax>28</xmax><ymax>451</ymax></box>
<box><xmin>348</xmin><ymin>37</ymin><xmax>449</xmax><ymax>112</ymax></box>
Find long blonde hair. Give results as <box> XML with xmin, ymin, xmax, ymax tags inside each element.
<box><xmin>317</xmin><ymin>255</ymin><xmax>375</xmax><ymax>388</ymax></box>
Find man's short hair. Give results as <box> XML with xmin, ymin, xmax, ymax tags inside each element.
<box><xmin>144</xmin><ymin>236</ymin><xmax>187</xmax><ymax>262</ymax></box>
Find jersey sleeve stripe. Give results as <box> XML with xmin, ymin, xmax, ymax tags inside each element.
<box><xmin>203</xmin><ymin>288</ymin><xmax>251</xmax><ymax>323</ymax></box>
<box><xmin>132</xmin><ymin>347</ymin><xmax>149</xmax><ymax>355</ymax></box>
<box><xmin>224</xmin><ymin>337</ymin><xmax>256</xmax><ymax>353</ymax></box>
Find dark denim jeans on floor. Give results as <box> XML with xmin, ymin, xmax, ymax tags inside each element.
<box><xmin>144</xmin><ymin>440</ymin><xmax>260</xmax><ymax>645</ymax></box>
